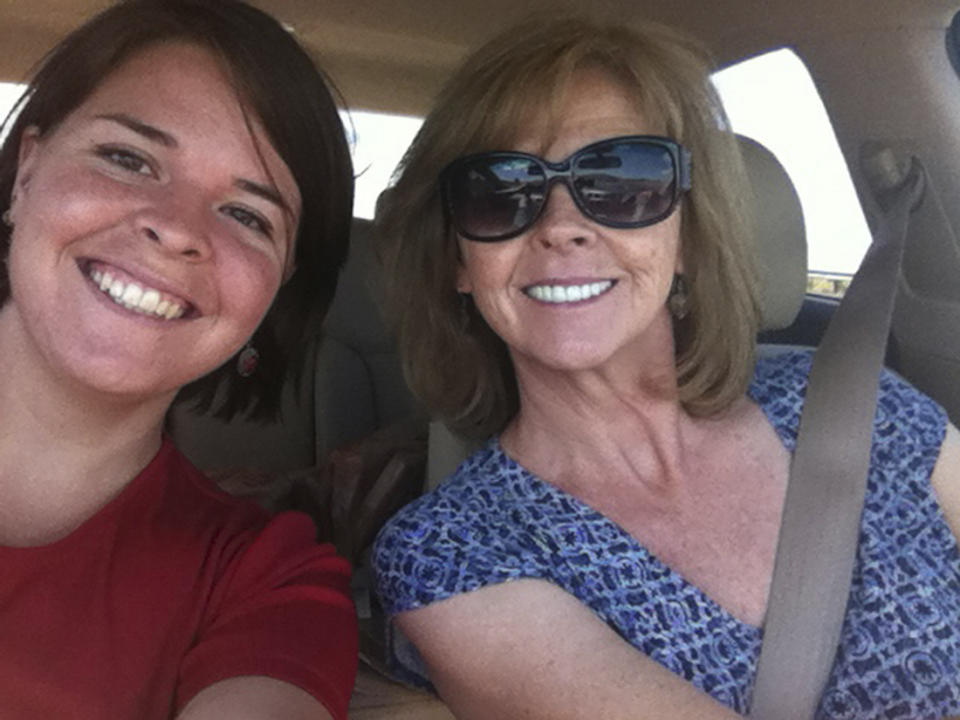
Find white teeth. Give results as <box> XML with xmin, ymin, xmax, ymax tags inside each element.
<box><xmin>139</xmin><ymin>289</ymin><xmax>160</xmax><ymax>313</ymax></box>
<box><xmin>121</xmin><ymin>283</ymin><xmax>143</xmax><ymax>308</ymax></box>
<box><xmin>86</xmin><ymin>267</ymin><xmax>187</xmax><ymax>320</ymax></box>
<box><xmin>526</xmin><ymin>280</ymin><xmax>613</xmax><ymax>304</ymax></box>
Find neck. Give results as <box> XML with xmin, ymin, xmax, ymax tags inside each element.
<box><xmin>503</xmin><ymin>346</ymin><xmax>696</xmax><ymax>496</ymax></box>
<box><xmin>0</xmin><ymin>305</ymin><xmax>173</xmax><ymax>544</ymax></box>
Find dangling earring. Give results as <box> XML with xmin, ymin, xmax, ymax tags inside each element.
<box><xmin>236</xmin><ymin>342</ymin><xmax>259</xmax><ymax>377</ymax></box>
<box><xmin>668</xmin><ymin>274</ymin><xmax>689</xmax><ymax>320</ymax></box>
<box><xmin>1</xmin><ymin>209</ymin><xmax>12</xmax><ymax>228</ymax></box>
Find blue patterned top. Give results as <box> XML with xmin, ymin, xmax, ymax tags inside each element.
<box><xmin>373</xmin><ymin>350</ymin><xmax>960</xmax><ymax>717</ymax></box>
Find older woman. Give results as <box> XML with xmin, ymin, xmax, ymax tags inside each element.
<box><xmin>0</xmin><ymin>1</ymin><xmax>356</xmax><ymax>717</ymax></box>
<box><xmin>372</xmin><ymin>15</ymin><xmax>960</xmax><ymax>720</ymax></box>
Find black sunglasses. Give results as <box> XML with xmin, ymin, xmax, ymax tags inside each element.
<box><xmin>440</xmin><ymin>135</ymin><xmax>692</xmax><ymax>242</ymax></box>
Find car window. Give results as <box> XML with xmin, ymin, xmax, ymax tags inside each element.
<box><xmin>0</xmin><ymin>82</ymin><xmax>23</xmax><ymax>143</ymax></box>
<box><xmin>712</xmin><ymin>48</ymin><xmax>872</xmax><ymax>298</ymax></box>
<box><xmin>343</xmin><ymin>109</ymin><xmax>422</xmax><ymax>220</ymax></box>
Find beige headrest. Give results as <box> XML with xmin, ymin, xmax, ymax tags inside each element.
<box><xmin>737</xmin><ymin>135</ymin><xmax>808</xmax><ymax>331</ymax></box>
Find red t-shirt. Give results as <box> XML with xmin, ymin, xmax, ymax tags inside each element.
<box><xmin>0</xmin><ymin>438</ymin><xmax>357</xmax><ymax>719</ymax></box>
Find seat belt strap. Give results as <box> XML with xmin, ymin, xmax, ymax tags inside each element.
<box><xmin>749</xmin><ymin>159</ymin><xmax>925</xmax><ymax>719</ymax></box>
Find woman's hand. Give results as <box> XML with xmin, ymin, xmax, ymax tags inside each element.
<box><xmin>397</xmin><ymin>578</ymin><xmax>744</xmax><ymax>720</ymax></box>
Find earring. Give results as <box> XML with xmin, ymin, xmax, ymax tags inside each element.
<box><xmin>668</xmin><ymin>274</ymin><xmax>689</xmax><ymax>320</ymax></box>
<box><xmin>1</xmin><ymin>209</ymin><xmax>11</xmax><ymax>228</ymax></box>
<box><xmin>236</xmin><ymin>342</ymin><xmax>259</xmax><ymax>377</ymax></box>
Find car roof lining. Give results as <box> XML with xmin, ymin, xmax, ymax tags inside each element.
<box><xmin>0</xmin><ymin>0</ymin><xmax>951</xmax><ymax>116</ymax></box>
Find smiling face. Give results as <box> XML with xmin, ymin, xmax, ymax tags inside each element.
<box><xmin>456</xmin><ymin>68</ymin><xmax>684</xmax><ymax>379</ymax></box>
<box><xmin>2</xmin><ymin>41</ymin><xmax>300</xmax><ymax>401</ymax></box>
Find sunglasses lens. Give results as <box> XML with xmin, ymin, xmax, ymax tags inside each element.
<box><xmin>573</xmin><ymin>141</ymin><xmax>678</xmax><ymax>226</ymax></box>
<box><xmin>444</xmin><ymin>137</ymin><xmax>686</xmax><ymax>241</ymax></box>
<box><xmin>446</xmin><ymin>156</ymin><xmax>546</xmax><ymax>240</ymax></box>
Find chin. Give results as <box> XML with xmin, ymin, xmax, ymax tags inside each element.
<box><xmin>73</xmin><ymin>370</ymin><xmax>179</xmax><ymax>402</ymax></box>
<box><xmin>42</xmin><ymin>344</ymin><xmax>190</xmax><ymax>403</ymax></box>
<box><xmin>516</xmin><ymin>341</ymin><xmax>621</xmax><ymax>373</ymax></box>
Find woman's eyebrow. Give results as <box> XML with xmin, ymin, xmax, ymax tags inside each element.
<box><xmin>96</xmin><ymin>113</ymin><xmax>293</xmax><ymax>213</ymax></box>
<box><xmin>95</xmin><ymin>112</ymin><xmax>177</xmax><ymax>148</ymax></box>
<box><xmin>95</xmin><ymin>112</ymin><xmax>292</xmax><ymax>215</ymax></box>
<box><xmin>235</xmin><ymin>178</ymin><xmax>292</xmax><ymax>215</ymax></box>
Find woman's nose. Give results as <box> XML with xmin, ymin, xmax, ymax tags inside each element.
<box><xmin>137</xmin><ymin>194</ymin><xmax>213</xmax><ymax>261</ymax></box>
<box><xmin>531</xmin><ymin>182</ymin><xmax>596</xmax><ymax>250</ymax></box>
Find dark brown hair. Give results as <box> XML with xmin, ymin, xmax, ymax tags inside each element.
<box><xmin>0</xmin><ymin>0</ymin><xmax>354</xmax><ymax>419</ymax></box>
<box><xmin>376</xmin><ymin>14</ymin><xmax>760</xmax><ymax>440</ymax></box>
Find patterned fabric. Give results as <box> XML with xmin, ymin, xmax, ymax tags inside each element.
<box><xmin>374</xmin><ymin>350</ymin><xmax>960</xmax><ymax>716</ymax></box>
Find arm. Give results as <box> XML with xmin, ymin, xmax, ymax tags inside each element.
<box><xmin>930</xmin><ymin>421</ymin><xmax>960</xmax><ymax>540</ymax></box>
<box><xmin>177</xmin><ymin>677</ymin><xmax>333</xmax><ymax>720</ymax></box>
<box><xmin>176</xmin><ymin>515</ymin><xmax>357</xmax><ymax>720</ymax></box>
<box><xmin>397</xmin><ymin>578</ymin><xmax>744</xmax><ymax>720</ymax></box>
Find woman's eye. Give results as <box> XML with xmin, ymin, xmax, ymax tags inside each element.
<box><xmin>95</xmin><ymin>146</ymin><xmax>154</xmax><ymax>176</ymax></box>
<box><xmin>222</xmin><ymin>205</ymin><xmax>273</xmax><ymax>238</ymax></box>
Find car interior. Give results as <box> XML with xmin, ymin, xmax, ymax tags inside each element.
<box><xmin>2</xmin><ymin>0</ymin><xmax>959</xmax><ymax>716</ymax></box>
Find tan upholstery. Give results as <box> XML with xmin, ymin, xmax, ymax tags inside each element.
<box><xmin>740</xmin><ymin>135</ymin><xmax>808</xmax><ymax>331</ymax></box>
<box><xmin>170</xmin><ymin>218</ymin><xmax>421</xmax><ymax>473</ymax></box>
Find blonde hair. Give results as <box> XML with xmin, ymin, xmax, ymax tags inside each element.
<box><xmin>376</xmin><ymin>14</ymin><xmax>760</xmax><ymax>440</ymax></box>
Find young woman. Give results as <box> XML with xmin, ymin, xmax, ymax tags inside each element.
<box><xmin>0</xmin><ymin>1</ymin><xmax>356</xmax><ymax>718</ymax></box>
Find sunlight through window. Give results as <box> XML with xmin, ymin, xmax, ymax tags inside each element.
<box><xmin>713</xmin><ymin>49</ymin><xmax>871</xmax><ymax>280</ymax></box>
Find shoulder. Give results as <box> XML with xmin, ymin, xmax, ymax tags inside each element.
<box><xmin>157</xmin><ymin>442</ymin><xmax>356</xmax><ymax>718</ymax></box>
<box><xmin>153</xmin><ymin>438</ymin><xmax>270</xmax><ymax>523</ymax></box>
<box><xmin>747</xmin><ymin>347</ymin><xmax>815</xmax><ymax>447</ymax></box>
<box><xmin>376</xmin><ymin>440</ymin><xmax>515</xmax><ymax>532</ymax></box>
<box><xmin>749</xmin><ymin>347</ymin><xmax>814</xmax><ymax>412</ymax></box>
<box><xmin>749</xmin><ymin>347</ymin><xmax>946</xmax><ymax>452</ymax></box>
<box><xmin>132</xmin><ymin>439</ymin><xmax>350</xmax><ymax>589</ymax></box>
<box><xmin>149</xmin><ymin>440</ymin><xmax>353</xmax><ymax>609</ymax></box>
<box><xmin>874</xmin><ymin>366</ymin><xmax>947</xmax><ymax>446</ymax></box>
<box><xmin>177</xmin><ymin>510</ymin><xmax>356</xmax><ymax>712</ymax></box>
<box><xmin>372</xmin><ymin>440</ymin><xmax>556</xmax><ymax>615</ymax></box>
<box><xmin>141</xmin><ymin>441</ymin><xmax>341</xmax><ymax>561</ymax></box>
<box><xmin>100</xmin><ymin>440</ymin><xmax>274</xmax><ymax>573</ymax></box>
<box><xmin>63</xmin><ymin>439</ymin><xmax>357</xmax><ymax>718</ymax></box>
<box><xmin>866</xmin><ymin>366</ymin><xmax>946</xmax><ymax>496</ymax></box>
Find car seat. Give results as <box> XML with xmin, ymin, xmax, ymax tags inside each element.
<box><xmin>168</xmin><ymin>217</ymin><xmax>423</xmax><ymax>474</ymax></box>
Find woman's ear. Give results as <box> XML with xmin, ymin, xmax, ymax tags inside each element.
<box><xmin>12</xmin><ymin>126</ymin><xmax>42</xmax><ymax>206</ymax></box>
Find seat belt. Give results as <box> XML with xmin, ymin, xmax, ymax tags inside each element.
<box><xmin>749</xmin><ymin>152</ymin><xmax>925</xmax><ymax>719</ymax></box>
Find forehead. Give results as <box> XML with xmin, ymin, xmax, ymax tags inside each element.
<box><xmin>78</xmin><ymin>42</ymin><xmax>236</xmax><ymax>119</ymax></box>
<box><xmin>58</xmin><ymin>41</ymin><xmax>300</xmax><ymax>212</ymax></box>
<box><xmin>496</xmin><ymin>67</ymin><xmax>663</xmax><ymax>156</ymax></box>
